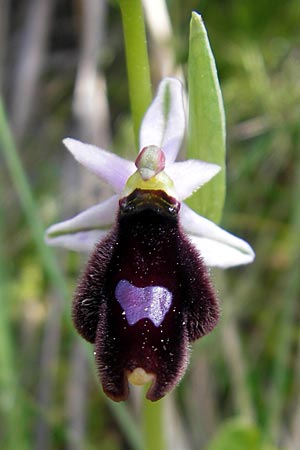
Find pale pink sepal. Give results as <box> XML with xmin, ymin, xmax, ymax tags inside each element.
<box><xmin>45</xmin><ymin>229</ymin><xmax>106</xmax><ymax>252</ymax></box>
<box><xmin>167</xmin><ymin>160</ymin><xmax>221</xmax><ymax>200</ymax></box>
<box><xmin>188</xmin><ymin>236</ymin><xmax>255</xmax><ymax>268</ymax></box>
<box><xmin>45</xmin><ymin>195</ymin><xmax>119</xmax><ymax>239</ymax></box>
<box><xmin>139</xmin><ymin>78</ymin><xmax>185</xmax><ymax>165</ymax></box>
<box><xmin>180</xmin><ymin>203</ymin><xmax>255</xmax><ymax>268</ymax></box>
<box><xmin>63</xmin><ymin>138</ymin><xmax>135</xmax><ymax>193</ymax></box>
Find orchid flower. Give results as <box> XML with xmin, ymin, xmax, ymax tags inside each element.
<box><xmin>46</xmin><ymin>77</ymin><xmax>254</xmax><ymax>401</ymax></box>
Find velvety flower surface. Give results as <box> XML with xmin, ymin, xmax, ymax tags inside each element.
<box><xmin>46</xmin><ymin>78</ymin><xmax>255</xmax><ymax>401</ymax></box>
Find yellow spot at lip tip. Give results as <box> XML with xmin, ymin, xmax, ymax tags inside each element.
<box><xmin>127</xmin><ymin>367</ymin><xmax>155</xmax><ymax>386</ymax></box>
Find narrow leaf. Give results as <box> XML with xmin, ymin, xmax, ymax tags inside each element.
<box><xmin>187</xmin><ymin>12</ymin><xmax>226</xmax><ymax>224</ymax></box>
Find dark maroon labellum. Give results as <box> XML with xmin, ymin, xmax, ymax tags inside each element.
<box><xmin>73</xmin><ymin>189</ymin><xmax>219</xmax><ymax>401</ymax></box>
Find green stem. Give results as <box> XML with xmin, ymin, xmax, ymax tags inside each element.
<box><xmin>143</xmin><ymin>393</ymin><xmax>165</xmax><ymax>450</ymax></box>
<box><xmin>119</xmin><ymin>0</ymin><xmax>152</xmax><ymax>146</ymax></box>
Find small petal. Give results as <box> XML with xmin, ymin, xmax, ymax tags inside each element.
<box><xmin>63</xmin><ymin>138</ymin><xmax>135</xmax><ymax>192</ymax></box>
<box><xmin>166</xmin><ymin>160</ymin><xmax>221</xmax><ymax>200</ymax></box>
<box><xmin>139</xmin><ymin>78</ymin><xmax>185</xmax><ymax>165</ymax></box>
<box><xmin>45</xmin><ymin>229</ymin><xmax>107</xmax><ymax>252</ymax></box>
<box><xmin>180</xmin><ymin>203</ymin><xmax>255</xmax><ymax>268</ymax></box>
<box><xmin>45</xmin><ymin>195</ymin><xmax>118</xmax><ymax>238</ymax></box>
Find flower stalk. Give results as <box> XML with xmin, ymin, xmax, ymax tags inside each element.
<box><xmin>144</xmin><ymin>392</ymin><xmax>165</xmax><ymax>450</ymax></box>
<box><xmin>119</xmin><ymin>0</ymin><xmax>152</xmax><ymax>145</ymax></box>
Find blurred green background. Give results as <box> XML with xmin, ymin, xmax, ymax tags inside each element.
<box><xmin>1</xmin><ymin>0</ymin><xmax>300</xmax><ymax>449</ymax></box>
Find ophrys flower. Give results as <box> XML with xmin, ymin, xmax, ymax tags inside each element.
<box><xmin>46</xmin><ymin>78</ymin><xmax>254</xmax><ymax>401</ymax></box>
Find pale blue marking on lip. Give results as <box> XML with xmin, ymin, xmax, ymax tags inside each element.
<box><xmin>115</xmin><ymin>279</ymin><xmax>172</xmax><ymax>327</ymax></box>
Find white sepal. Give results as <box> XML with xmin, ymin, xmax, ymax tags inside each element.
<box><xmin>63</xmin><ymin>138</ymin><xmax>135</xmax><ymax>193</ymax></box>
<box><xmin>139</xmin><ymin>78</ymin><xmax>185</xmax><ymax>165</ymax></box>
<box><xmin>45</xmin><ymin>229</ymin><xmax>107</xmax><ymax>252</ymax></box>
<box><xmin>180</xmin><ymin>203</ymin><xmax>255</xmax><ymax>268</ymax></box>
<box><xmin>167</xmin><ymin>160</ymin><xmax>221</xmax><ymax>200</ymax></box>
<box><xmin>45</xmin><ymin>195</ymin><xmax>119</xmax><ymax>239</ymax></box>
